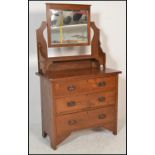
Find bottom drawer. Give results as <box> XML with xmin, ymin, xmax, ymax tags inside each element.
<box><xmin>56</xmin><ymin>106</ymin><xmax>115</xmax><ymax>135</ymax></box>
<box><xmin>87</xmin><ymin>106</ymin><xmax>115</xmax><ymax>126</ymax></box>
<box><xmin>56</xmin><ymin>111</ymin><xmax>87</xmax><ymax>135</ymax></box>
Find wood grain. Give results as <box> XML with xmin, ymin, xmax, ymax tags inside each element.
<box><xmin>54</xmin><ymin>75</ymin><xmax>116</xmax><ymax>97</ymax></box>
<box><xmin>56</xmin><ymin>106</ymin><xmax>115</xmax><ymax>135</ymax></box>
<box><xmin>56</xmin><ymin>90</ymin><xmax>116</xmax><ymax>115</ymax></box>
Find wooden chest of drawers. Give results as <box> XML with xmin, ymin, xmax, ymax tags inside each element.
<box><xmin>36</xmin><ymin>13</ymin><xmax>121</xmax><ymax>149</ymax></box>
<box><xmin>39</xmin><ymin>68</ymin><xmax>121</xmax><ymax>149</ymax></box>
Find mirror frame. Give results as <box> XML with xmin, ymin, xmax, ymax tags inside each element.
<box><xmin>46</xmin><ymin>3</ymin><xmax>91</xmax><ymax>47</ymax></box>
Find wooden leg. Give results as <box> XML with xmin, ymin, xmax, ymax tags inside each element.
<box><xmin>102</xmin><ymin>122</ymin><xmax>117</xmax><ymax>135</ymax></box>
<box><xmin>113</xmin><ymin>120</ymin><xmax>118</xmax><ymax>135</ymax></box>
<box><xmin>113</xmin><ymin>130</ymin><xmax>117</xmax><ymax>135</ymax></box>
<box><xmin>50</xmin><ymin>139</ymin><xmax>57</xmax><ymax>150</ymax></box>
<box><xmin>112</xmin><ymin>122</ymin><xmax>118</xmax><ymax>135</ymax></box>
<box><xmin>42</xmin><ymin>131</ymin><xmax>47</xmax><ymax>138</ymax></box>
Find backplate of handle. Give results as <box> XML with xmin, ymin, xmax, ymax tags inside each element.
<box><xmin>97</xmin><ymin>81</ymin><xmax>106</xmax><ymax>87</ymax></box>
<box><xmin>68</xmin><ymin>119</ymin><xmax>77</xmax><ymax>125</ymax></box>
<box><xmin>98</xmin><ymin>96</ymin><xmax>106</xmax><ymax>102</ymax></box>
<box><xmin>67</xmin><ymin>85</ymin><xmax>76</xmax><ymax>91</ymax></box>
<box><xmin>67</xmin><ymin>101</ymin><xmax>76</xmax><ymax>107</ymax></box>
<box><xmin>98</xmin><ymin>113</ymin><xmax>106</xmax><ymax>119</ymax></box>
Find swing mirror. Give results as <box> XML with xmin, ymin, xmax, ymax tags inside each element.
<box><xmin>46</xmin><ymin>3</ymin><xmax>91</xmax><ymax>47</ymax></box>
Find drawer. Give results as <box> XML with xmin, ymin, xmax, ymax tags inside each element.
<box><xmin>56</xmin><ymin>95</ymin><xmax>87</xmax><ymax>114</ymax></box>
<box><xmin>54</xmin><ymin>79</ymin><xmax>87</xmax><ymax>97</ymax></box>
<box><xmin>87</xmin><ymin>106</ymin><xmax>115</xmax><ymax>126</ymax></box>
<box><xmin>56</xmin><ymin>106</ymin><xmax>115</xmax><ymax>134</ymax></box>
<box><xmin>56</xmin><ymin>111</ymin><xmax>88</xmax><ymax>135</ymax></box>
<box><xmin>56</xmin><ymin>91</ymin><xmax>116</xmax><ymax>114</ymax></box>
<box><xmin>54</xmin><ymin>76</ymin><xmax>116</xmax><ymax>97</ymax></box>
<box><xmin>87</xmin><ymin>76</ymin><xmax>116</xmax><ymax>91</ymax></box>
<box><xmin>88</xmin><ymin>91</ymin><xmax>115</xmax><ymax>108</ymax></box>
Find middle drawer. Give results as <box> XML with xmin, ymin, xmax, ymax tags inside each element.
<box><xmin>56</xmin><ymin>90</ymin><xmax>116</xmax><ymax>115</ymax></box>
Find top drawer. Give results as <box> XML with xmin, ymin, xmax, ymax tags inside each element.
<box><xmin>53</xmin><ymin>76</ymin><xmax>116</xmax><ymax>97</ymax></box>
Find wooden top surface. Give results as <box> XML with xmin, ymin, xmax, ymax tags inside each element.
<box><xmin>37</xmin><ymin>68</ymin><xmax>121</xmax><ymax>81</ymax></box>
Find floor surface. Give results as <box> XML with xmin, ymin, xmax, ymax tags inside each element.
<box><xmin>29</xmin><ymin>123</ymin><xmax>126</xmax><ymax>154</ymax></box>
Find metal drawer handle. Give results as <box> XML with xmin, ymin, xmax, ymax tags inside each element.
<box><xmin>98</xmin><ymin>96</ymin><xmax>106</xmax><ymax>102</ymax></box>
<box><xmin>98</xmin><ymin>113</ymin><xmax>106</xmax><ymax>119</ymax></box>
<box><xmin>67</xmin><ymin>85</ymin><xmax>76</xmax><ymax>91</ymax></box>
<box><xmin>67</xmin><ymin>101</ymin><xmax>76</xmax><ymax>107</ymax></box>
<box><xmin>97</xmin><ymin>81</ymin><xmax>106</xmax><ymax>87</ymax></box>
<box><xmin>68</xmin><ymin>119</ymin><xmax>77</xmax><ymax>125</ymax></box>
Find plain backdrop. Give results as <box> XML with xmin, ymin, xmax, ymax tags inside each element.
<box><xmin>29</xmin><ymin>0</ymin><xmax>126</xmax><ymax>154</ymax></box>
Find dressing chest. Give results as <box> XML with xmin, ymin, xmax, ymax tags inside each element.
<box><xmin>36</xmin><ymin>3</ymin><xmax>121</xmax><ymax>150</ymax></box>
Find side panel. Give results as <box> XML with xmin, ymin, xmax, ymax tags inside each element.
<box><xmin>40</xmin><ymin>76</ymin><xmax>57</xmax><ymax>149</ymax></box>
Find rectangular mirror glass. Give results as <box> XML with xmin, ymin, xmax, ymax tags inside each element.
<box><xmin>46</xmin><ymin>4</ymin><xmax>90</xmax><ymax>47</ymax></box>
<box><xmin>51</xmin><ymin>9</ymin><xmax>88</xmax><ymax>45</ymax></box>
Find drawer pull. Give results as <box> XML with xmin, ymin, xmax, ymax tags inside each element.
<box><xmin>67</xmin><ymin>101</ymin><xmax>76</xmax><ymax>107</ymax></box>
<box><xmin>98</xmin><ymin>96</ymin><xmax>106</xmax><ymax>102</ymax></box>
<box><xmin>67</xmin><ymin>85</ymin><xmax>76</xmax><ymax>91</ymax></box>
<box><xmin>68</xmin><ymin>120</ymin><xmax>77</xmax><ymax>125</ymax></box>
<box><xmin>97</xmin><ymin>81</ymin><xmax>106</xmax><ymax>87</ymax></box>
<box><xmin>98</xmin><ymin>113</ymin><xmax>106</xmax><ymax>119</ymax></box>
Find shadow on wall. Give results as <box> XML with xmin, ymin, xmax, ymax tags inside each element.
<box><xmin>93</xmin><ymin>13</ymin><xmax>126</xmax><ymax>131</ymax></box>
<box><xmin>100</xmin><ymin>29</ymin><xmax>118</xmax><ymax>68</ymax></box>
<box><xmin>92</xmin><ymin>13</ymin><xmax>118</xmax><ymax>68</ymax></box>
<box><xmin>29</xmin><ymin>65</ymin><xmax>41</xmax><ymax>125</ymax></box>
<box><xmin>118</xmin><ymin>77</ymin><xmax>126</xmax><ymax>131</ymax></box>
<box><xmin>29</xmin><ymin>13</ymin><xmax>45</xmax><ymax>58</ymax></box>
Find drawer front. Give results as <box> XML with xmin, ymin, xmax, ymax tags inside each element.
<box><xmin>56</xmin><ymin>91</ymin><xmax>116</xmax><ymax>114</ymax></box>
<box><xmin>87</xmin><ymin>106</ymin><xmax>115</xmax><ymax>126</ymax></box>
<box><xmin>56</xmin><ymin>111</ymin><xmax>87</xmax><ymax>135</ymax></box>
<box><xmin>56</xmin><ymin>106</ymin><xmax>115</xmax><ymax>134</ymax></box>
<box><xmin>54</xmin><ymin>79</ymin><xmax>87</xmax><ymax>97</ymax></box>
<box><xmin>54</xmin><ymin>76</ymin><xmax>116</xmax><ymax>97</ymax></box>
<box><xmin>88</xmin><ymin>91</ymin><xmax>115</xmax><ymax>107</ymax></box>
<box><xmin>56</xmin><ymin>95</ymin><xmax>87</xmax><ymax>114</ymax></box>
<box><xmin>87</xmin><ymin>76</ymin><xmax>116</xmax><ymax>91</ymax></box>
